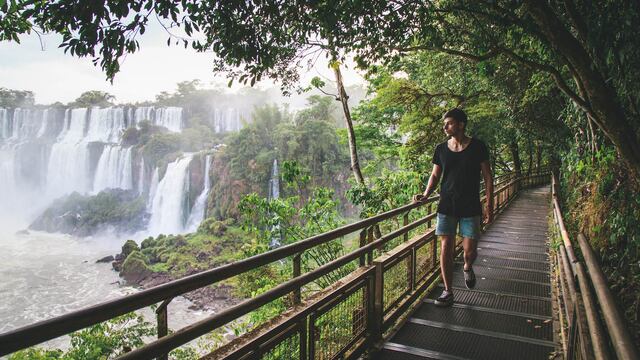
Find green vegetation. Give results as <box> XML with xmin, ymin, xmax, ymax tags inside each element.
<box><xmin>68</xmin><ymin>90</ymin><xmax>115</xmax><ymax>108</ymax></box>
<box><xmin>8</xmin><ymin>313</ymin><xmax>155</xmax><ymax>360</ymax></box>
<box><xmin>561</xmin><ymin>144</ymin><xmax>640</xmax><ymax>340</ymax></box>
<box><xmin>120</xmin><ymin>222</ymin><xmax>248</xmax><ymax>279</ymax></box>
<box><xmin>4</xmin><ymin>0</ymin><xmax>640</xmax><ymax>354</ymax></box>
<box><xmin>29</xmin><ymin>189</ymin><xmax>147</xmax><ymax>237</ymax></box>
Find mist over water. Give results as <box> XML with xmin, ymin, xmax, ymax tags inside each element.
<box><xmin>0</xmin><ymin>105</ymin><xmax>231</xmax><ymax>343</ymax></box>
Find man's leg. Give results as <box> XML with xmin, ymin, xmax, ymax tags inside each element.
<box><xmin>440</xmin><ymin>235</ymin><xmax>455</xmax><ymax>291</ymax></box>
<box><xmin>462</xmin><ymin>236</ymin><xmax>477</xmax><ymax>271</ymax></box>
<box><xmin>460</xmin><ymin>216</ymin><xmax>481</xmax><ymax>289</ymax></box>
<box><xmin>434</xmin><ymin>213</ymin><xmax>456</xmax><ymax>306</ymax></box>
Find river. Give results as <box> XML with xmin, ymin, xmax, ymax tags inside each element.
<box><xmin>0</xmin><ymin>216</ymin><xmax>215</xmax><ymax>351</ymax></box>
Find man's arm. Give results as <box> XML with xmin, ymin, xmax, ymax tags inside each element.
<box><xmin>480</xmin><ymin>160</ymin><xmax>493</xmax><ymax>223</ymax></box>
<box><xmin>413</xmin><ymin>164</ymin><xmax>442</xmax><ymax>202</ymax></box>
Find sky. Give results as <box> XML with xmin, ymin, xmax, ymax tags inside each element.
<box><xmin>0</xmin><ymin>20</ymin><xmax>366</xmax><ymax>105</ymax></box>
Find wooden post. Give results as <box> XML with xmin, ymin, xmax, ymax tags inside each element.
<box><xmin>367</xmin><ymin>226</ymin><xmax>374</xmax><ymax>264</ymax></box>
<box><xmin>156</xmin><ymin>298</ymin><xmax>173</xmax><ymax>360</ymax></box>
<box><xmin>293</xmin><ymin>253</ymin><xmax>301</xmax><ymax>305</ymax></box>
<box><xmin>359</xmin><ymin>229</ymin><xmax>367</xmax><ymax>267</ymax></box>
<box><xmin>403</xmin><ymin>212</ymin><xmax>409</xmax><ymax>242</ymax></box>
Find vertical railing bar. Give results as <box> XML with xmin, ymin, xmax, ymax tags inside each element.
<box><xmin>359</xmin><ymin>229</ymin><xmax>367</xmax><ymax>267</ymax></box>
<box><xmin>403</xmin><ymin>211</ymin><xmax>409</xmax><ymax>242</ymax></box>
<box><xmin>293</xmin><ymin>253</ymin><xmax>302</xmax><ymax>305</ymax></box>
<box><xmin>367</xmin><ymin>227</ymin><xmax>374</xmax><ymax>265</ymax></box>
<box><xmin>155</xmin><ymin>298</ymin><xmax>173</xmax><ymax>360</ymax></box>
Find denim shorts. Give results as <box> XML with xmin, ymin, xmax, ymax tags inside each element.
<box><xmin>435</xmin><ymin>213</ymin><xmax>482</xmax><ymax>239</ymax></box>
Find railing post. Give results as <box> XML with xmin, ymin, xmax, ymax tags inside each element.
<box><xmin>367</xmin><ymin>226</ymin><xmax>374</xmax><ymax>264</ymax></box>
<box><xmin>359</xmin><ymin>229</ymin><xmax>367</xmax><ymax>267</ymax></box>
<box><xmin>293</xmin><ymin>253</ymin><xmax>302</xmax><ymax>305</ymax></box>
<box><xmin>403</xmin><ymin>212</ymin><xmax>409</xmax><ymax>242</ymax></box>
<box><xmin>372</xmin><ymin>260</ymin><xmax>384</xmax><ymax>346</ymax></box>
<box><xmin>156</xmin><ymin>298</ymin><xmax>172</xmax><ymax>360</ymax></box>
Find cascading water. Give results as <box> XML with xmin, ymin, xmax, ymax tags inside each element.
<box><xmin>268</xmin><ymin>159</ymin><xmax>281</xmax><ymax>248</ymax></box>
<box><xmin>268</xmin><ymin>159</ymin><xmax>280</xmax><ymax>200</ymax></box>
<box><xmin>148</xmin><ymin>154</ymin><xmax>194</xmax><ymax>235</ymax></box>
<box><xmin>186</xmin><ymin>155</ymin><xmax>212</xmax><ymax>231</ymax></box>
<box><xmin>46</xmin><ymin>108</ymin><xmax>91</xmax><ymax>197</ymax></box>
<box><xmin>138</xmin><ymin>157</ymin><xmax>145</xmax><ymax>195</ymax></box>
<box><xmin>212</xmin><ymin>108</ymin><xmax>244</xmax><ymax>133</ymax></box>
<box><xmin>0</xmin><ymin>108</ymin><xmax>9</xmax><ymax>139</ymax></box>
<box><xmin>92</xmin><ymin>146</ymin><xmax>133</xmax><ymax>192</ymax></box>
<box><xmin>86</xmin><ymin>107</ymin><xmax>126</xmax><ymax>143</ymax></box>
<box><xmin>147</xmin><ymin>167</ymin><xmax>159</xmax><ymax>211</ymax></box>
<box><xmin>154</xmin><ymin>107</ymin><xmax>183</xmax><ymax>132</ymax></box>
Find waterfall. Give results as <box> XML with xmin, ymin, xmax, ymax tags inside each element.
<box><xmin>212</xmin><ymin>108</ymin><xmax>243</xmax><ymax>133</ymax></box>
<box><xmin>268</xmin><ymin>159</ymin><xmax>281</xmax><ymax>248</ymax></box>
<box><xmin>134</xmin><ymin>106</ymin><xmax>154</xmax><ymax>125</ymax></box>
<box><xmin>0</xmin><ymin>104</ymin><xmax>190</xmax><ymax>235</ymax></box>
<box><xmin>186</xmin><ymin>155</ymin><xmax>212</xmax><ymax>232</ymax></box>
<box><xmin>148</xmin><ymin>154</ymin><xmax>193</xmax><ymax>235</ymax></box>
<box><xmin>0</xmin><ymin>108</ymin><xmax>9</xmax><ymax>139</ymax></box>
<box><xmin>268</xmin><ymin>159</ymin><xmax>280</xmax><ymax>200</ymax></box>
<box><xmin>154</xmin><ymin>107</ymin><xmax>183</xmax><ymax>132</ymax></box>
<box><xmin>9</xmin><ymin>108</ymin><xmax>43</xmax><ymax>142</ymax></box>
<box><xmin>147</xmin><ymin>167</ymin><xmax>159</xmax><ymax>211</ymax></box>
<box><xmin>46</xmin><ymin>108</ymin><xmax>91</xmax><ymax>197</ymax></box>
<box><xmin>92</xmin><ymin>146</ymin><xmax>133</xmax><ymax>192</ymax></box>
<box><xmin>86</xmin><ymin>107</ymin><xmax>126</xmax><ymax>143</ymax></box>
<box><xmin>138</xmin><ymin>157</ymin><xmax>145</xmax><ymax>195</ymax></box>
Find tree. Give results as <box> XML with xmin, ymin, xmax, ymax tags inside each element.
<box><xmin>0</xmin><ymin>87</ymin><xmax>35</xmax><ymax>108</ymax></box>
<box><xmin>69</xmin><ymin>90</ymin><xmax>115</xmax><ymax>107</ymax></box>
<box><xmin>3</xmin><ymin>1</ymin><xmax>639</xmax><ymax>178</ymax></box>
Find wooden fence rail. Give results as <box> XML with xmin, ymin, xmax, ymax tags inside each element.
<box><xmin>0</xmin><ymin>169</ymin><xmax>549</xmax><ymax>359</ymax></box>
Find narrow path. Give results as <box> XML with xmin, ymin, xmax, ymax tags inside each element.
<box><xmin>379</xmin><ymin>187</ymin><xmax>555</xmax><ymax>360</ymax></box>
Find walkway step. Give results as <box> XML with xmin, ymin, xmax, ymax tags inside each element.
<box><xmin>382</xmin><ymin>323</ymin><xmax>554</xmax><ymax>360</ymax></box>
<box><xmin>378</xmin><ymin>186</ymin><xmax>555</xmax><ymax>360</ymax></box>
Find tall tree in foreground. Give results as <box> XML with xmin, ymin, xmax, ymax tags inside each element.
<box><xmin>2</xmin><ymin>1</ymin><xmax>639</xmax><ymax>180</ymax></box>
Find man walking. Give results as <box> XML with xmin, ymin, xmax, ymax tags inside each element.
<box><xmin>413</xmin><ymin>108</ymin><xmax>493</xmax><ymax>307</ymax></box>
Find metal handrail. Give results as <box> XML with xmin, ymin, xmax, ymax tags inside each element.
<box><xmin>551</xmin><ymin>173</ymin><xmax>639</xmax><ymax>360</ymax></box>
<box><xmin>0</xmin><ymin>168</ymin><xmax>549</xmax><ymax>358</ymax></box>
<box><xmin>0</xmin><ymin>193</ymin><xmax>438</xmax><ymax>356</ymax></box>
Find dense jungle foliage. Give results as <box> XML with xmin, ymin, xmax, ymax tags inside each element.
<box><xmin>3</xmin><ymin>0</ymin><xmax>640</xmax><ymax>357</ymax></box>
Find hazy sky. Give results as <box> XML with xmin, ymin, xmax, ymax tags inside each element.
<box><xmin>0</xmin><ymin>21</ymin><xmax>365</xmax><ymax>105</ymax></box>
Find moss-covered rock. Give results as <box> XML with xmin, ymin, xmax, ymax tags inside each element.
<box><xmin>198</xmin><ymin>218</ymin><xmax>227</xmax><ymax>236</ymax></box>
<box><xmin>120</xmin><ymin>250</ymin><xmax>152</xmax><ymax>283</ymax></box>
<box><xmin>122</xmin><ymin>240</ymin><xmax>140</xmax><ymax>258</ymax></box>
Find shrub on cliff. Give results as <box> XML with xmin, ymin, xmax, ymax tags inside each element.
<box><xmin>197</xmin><ymin>218</ymin><xmax>227</xmax><ymax>236</ymax></box>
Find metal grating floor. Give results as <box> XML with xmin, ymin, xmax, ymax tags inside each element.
<box><xmin>378</xmin><ymin>186</ymin><xmax>556</xmax><ymax>360</ymax></box>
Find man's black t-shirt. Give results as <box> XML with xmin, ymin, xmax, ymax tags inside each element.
<box><xmin>432</xmin><ymin>137</ymin><xmax>489</xmax><ymax>218</ymax></box>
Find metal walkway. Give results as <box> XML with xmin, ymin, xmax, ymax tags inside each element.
<box><xmin>379</xmin><ymin>187</ymin><xmax>556</xmax><ymax>360</ymax></box>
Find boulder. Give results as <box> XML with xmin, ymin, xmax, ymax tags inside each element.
<box><xmin>96</xmin><ymin>255</ymin><xmax>115</xmax><ymax>263</ymax></box>
<box><xmin>120</xmin><ymin>250</ymin><xmax>152</xmax><ymax>284</ymax></box>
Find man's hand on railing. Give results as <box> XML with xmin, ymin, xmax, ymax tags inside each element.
<box><xmin>412</xmin><ymin>194</ymin><xmax>426</xmax><ymax>203</ymax></box>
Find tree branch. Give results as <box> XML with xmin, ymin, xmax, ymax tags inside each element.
<box><xmin>497</xmin><ymin>46</ymin><xmax>593</xmax><ymax>116</ymax></box>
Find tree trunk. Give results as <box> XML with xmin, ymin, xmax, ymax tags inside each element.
<box><xmin>508</xmin><ymin>140</ymin><xmax>522</xmax><ymax>177</ymax></box>
<box><xmin>333</xmin><ymin>63</ymin><xmax>366</xmax><ymax>185</ymax></box>
<box><xmin>536</xmin><ymin>145</ymin><xmax>542</xmax><ymax>170</ymax></box>
<box><xmin>524</xmin><ymin>0</ymin><xmax>640</xmax><ymax>181</ymax></box>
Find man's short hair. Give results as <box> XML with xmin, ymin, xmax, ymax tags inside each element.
<box><xmin>443</xmin><ymin>108</ymin><xmax>468</xmax><ymax>125</ymax></box>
